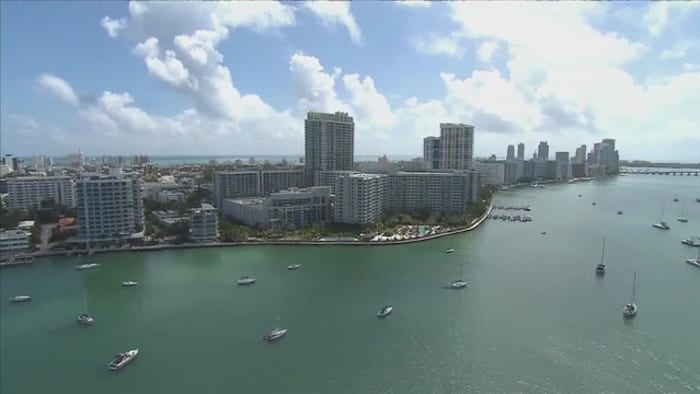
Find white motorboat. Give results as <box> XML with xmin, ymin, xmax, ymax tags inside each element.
<box><xmin>377</xmin><ymin>305</ymin><xmax>393</xmax><ymax>318</ymax></box>
<box><xmin>623</xmin><ymin>272</ymin><xmax>638</xmax><ymax>318</ymax></box>
<box><xmin>262</xmin><ymin>328</ymin><xmax>287</xmax><ymax>341</ymax></box>
<box><xmin>450</xmin><ymin>280</ymin><xmax>467</xmax><ymax>289</ymax></box>
<box><xmin>108</xmin><ymin>348</ymin><xmax>139</xmax><ymax>370</ymax></box>
<box><xmin>445</xmin><ymin>248</ymin><xmax>455</xmax><ymax>254</ymax></box>
<box><xmin>595</xmin><ymin>236</ymin><xmax>606</xmax><ymax>276</ymax></box>
<box><xmin>122</xmin><ymin>281</ymin><xmax>138</xmax><ymax>287</ymax></box>
<box><xmin>237</xmin><ymin>276</ymin><xmax>256</xmax><ymax>285</ymax></box>
<box><xmin>682</xmin><ymin>236</ymin><xmax>700</xmax><ymax>247</ymax></box>
<box><xmin>686</xmin><ymin>248</ymin><xmax>700</xmax><ymax>268</ymax></box>
<box><xmin>652</xmin><ymin>206</ymin><xmax>670</xmax><ymax>230</ymax></box>
<box><xmin>287</xmin><ymin>264</ymin><xmax>302</xmax><ymax>270</ymax></box>
<box><xmin>77</xmin><ymin>312</ymin><xmax>94</xmax><ymax>326</ymax></box>
<box><xmin>9</xmin><ymin>295</ymin><xmax>31</xmax><ymax>303</ymax></box>
<box><xmin>76</xmin><ymin>263</ymin><xmax>99</xmax><ymax>270</ymax></box>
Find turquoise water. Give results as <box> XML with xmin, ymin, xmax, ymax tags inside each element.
<box><xmin>1</xmin><ymin>174</ymin><xmax>699</xmax><ymax>393</ymax></box>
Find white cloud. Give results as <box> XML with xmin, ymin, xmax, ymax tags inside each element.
<box><xmin>414</xmin><ymin>34</ymin><xmax>464</xmax><ymax>57</ymax></box>
<box><xmin>302</xmin><ymin>1</ymin><xmax>362</xmax><ymax>45</ymax></box>
<box><xmin>395</xmin><ymin>1</ymin><xmax>431</xmax><ymax>8</ymax></box>
<box><xmin>343</xmin><ymin>74</ymin><xmax>398</xmax><ymax>133</ymax></box>
<box><xmin>36</xmin><ymin>74</ymin><xmax>79</xmax><ymax>106</ymax></box>
<box><xmin>477</xmin><ymin>41</ymin><xmax>499</xmax><ymax>63</ymax></box>
<box><xmin>134</xmin><ymin>37</ymin><xmax>194</xmax><ymax>89</ymax></box>
<box><xmin>3</xmin><ymin>115</ymin><xmax>66</xmax><ymax>152</ymax></box>
<box><xmin>100</xmin><ymin>16</ymin><xmax>126</xmax><ymax>38</ymax></box>
<box><xmin>660</xmin><ymin>39</ymin><xmax>693</xmax><ymax>59</ymax></box>
<box><xmin>642</xmin><ymin>1</ymin><xmax>700</xmax><ymax>37</ymax></box>
<box><xmin>289</xmin><ymin>53</ymin><xmax>348</xmax><ymax>113</ymax></box>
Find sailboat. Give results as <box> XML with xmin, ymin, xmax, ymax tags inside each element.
<box><xmin>622</xmin><ymin>272</ymin><xmax>638</xmax><ymax>318</ymax></box>
<box><xmin>77</xmin><ymin>288</ymin><xmax>94</xmax><ymax>326</ymax></box>
<box><xmin>595</xmin><ymin>237</ymin><xmax>606</xmax><ymax>276</ymax></box>
<box><xmin>237</xmin><ymin>265</ymin><xmax>256</xmax><ymax>285</ymax></box>
<box><xmin>686</xmin><ymin>248</ymin><xmax>700</xmax><ymax>268</ymax></box>
<box><xmin>450</xmin><ymin>262</ymin><xmax>467</xmax><ymax>289</ymax></box>
<box><xmin>677</xmin><ymin>204</ymin><xmax>688</xmax><ymax>223</ymax></box>
<box><xmin>75</xmin><ymin>254</ymin><xmax>99</xmax><ymax>270</ymax></box>
<box><xmin>652</xmin><ymin>206</ymin><xmax>670</xmax><ymax>230</ymax></box>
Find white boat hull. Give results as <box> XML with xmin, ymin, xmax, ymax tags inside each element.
<box><xmin>377</xmin><ymin>306</ymin><xmax>394</xmax><ymax>317</ymax></box>
<box><xmin>76</xmin><ymin>263</ymin><xmax>99</xmax><ymax>270</ymax></box>
<box><xmin>623</xmin><ymin>303</ymin><xmax>638</xmax><ymax>318</ymax></box>
<box><xmin>450</xmin><ymin>280</ymin><xmax>467</xmax><ymax>289</ymax></box>
<box><xmin>10</xmin><ymin>295</ymin><xmax>31</xmax><ymax>303</ymax></box>
<box><xmin>686</xmin><ymin>258</ymin><xmax>700</xmax><ymax>268</ymax></box>
<box><xmin>122</xmin><ymin>281</ymin><xmax>138</xmax><ymax>287</ymax></box>
<box><xmin>263</xmin><ymin>328</ymin><xmax>287</xmax><ymax>341</ymax></box>
<box><xmin>109</xmin><ymin>349</ymin><xmax>139</xmax><ymax>370</ymax></box>
<box><xmin>237</xmin><ymin>278</ymin><xmax>256</xmax><ymax>285</ymax></box>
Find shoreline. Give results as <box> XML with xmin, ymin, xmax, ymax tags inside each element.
<box><xmin>23</xmin><ymin>201</ymin><xmax>494</xmax><ymax>260</ymax></box>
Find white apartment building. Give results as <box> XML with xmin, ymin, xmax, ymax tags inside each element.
<box><xmin>315</xmin><ymin>170</ymin><xmax>358</xmax><ymax>195</ymax></box>
<box><xmin>213</xmin><ymin>169</ymin><xmax>305</xmax><ymax>207</ymax></box>
<box><xmin>189</xmin><ymin>203</ymin><xmax>218</xmax><ymax>243</ymax></box>
<box><xmin>7</xmin><ymin>176</ymin><xmax>75</xmax><ymax>210</ymax></box>
<box><xmin>304</xmin><ymin>112</ymin><xmax>355</xmax><ymax>186</ymax></box>
<box><xmin>0</xmin><ymin>230</ymin><xmax>30</xmax><ymax>255</ymax></box>
<box><xmin>75</xmin><ymin>172</ymin><xmax>144</xmax><ymax>242</ymax></box>
<box><xmin>222</xmin><ymin>187</ymin><xmax>332</xmax><ymax>229</ymax></box>
<box><xmin>423</xmin><ymin>137</ymin><xmax>441</xmax><ymax>170</ymax></box>
<box><xmin>439</xmin><ymin>123</ymin><xmax>474</xmax><ymax>170</ymax></box>
<box><xmin>387</xmin><ymin>170</ymin><xmax>480</xmax><ymax>214</ymax></box>
<box><xmin>473</xmin><ymin>162</ymin><xmax>505</xmax><ymax>185</ymax></box>
<box><xmin>334</xmin><ymin>173</ymin><xmax>388</xmax><ymax>225</ymax></box>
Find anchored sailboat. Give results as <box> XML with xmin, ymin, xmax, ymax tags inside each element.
<box><xmin>77</xmin><ymin>288</ymin><xmax>94</xmax><ymax>326</ymax></box>
<box><xmin>595</xmin><ymin>237</ymin><xmax>606</xmax><ymax>276</ymax></box>
<box><xmin>652</xmin><ymin>206</ymin><xmax>670</xmax><ymax>230</ymax></box>
<box><xmin>623</xmin><ymin>272</ymin><xmax>638</xmax><ymax>318</ymax></box>
<box><xmin>677</xmin><ymin>204</ymin><xmax>688</xmax><ymax>223</ymax></box>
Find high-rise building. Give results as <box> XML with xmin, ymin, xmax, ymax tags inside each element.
<box><xmin>75</xmin><ymin>171</ymin><xmax>143</xmax><ymax>242</ymax></box>
<box><xmin>7</xmin><ymin>176</ymin><xmax>76</xmax><ymax>210</ymax></box>
<box><xmin>517</xmin><ymin>143</ymin><xmax>525</xmax><ymax>160</ymax></box>
<box><xmin>555</xmin><ymin>152</ymin><xmax>570</xmax><ymax>180</ymax></box>
<box><xmin>304</xmin><ymin>112</ymin><xmax>355</xmax><ymax>186</ymax></box>
<box><xmin>474</xmin><ymin>162</ymin><xmax>505</xmax><ymax>185</ymax></box>
<box><xmin>423</xmin><ymin>137</ymin><xmax>441</xmax><ymax>170</ymax></box>
<box><xmin>574</xmin><ymin>144</ymin><xmax>587</xmax><ymax>164</ymax></box>
<box><xmin>387</xmin><ymin>170</ymin><xmax>480</xmax><ymax>214</ymax></box>
<box><xmin>335</xmin><ymin>173</ymin><xmax>388</xmax><ymax>225</ymax></box>
<box><xmin>506</xmin><ymin>145</ymin><xmax>515</xmax><ymax>160</ymax></box>
<box><xmin>315</xmin><ymin>170</ymin><xmax>357</xmax><ymax>195</ymax></box>
<box><xmin>537</xmin><ymin>141</ymin><xmax>549</xmax><ymax>160</ymax></box>
<box><xmin>439</xmin><ymin>123</ymin><xmax>474</xmax><ymax>170</ymax></box>
<box><xmin>189</xmin><ymin>203</ymin><xmax>218</xmax><ymax>243</ymax></box>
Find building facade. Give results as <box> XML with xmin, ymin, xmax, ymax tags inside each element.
<box><xmin>304</xmin><ymin>112</ymin><xmax>355</xmax><ymax>186</ymax></box>
<box><xmin>423</xmin><ymin>136</ymin><xmax>441</xmax><ymax>170</ymax></box>
<box><xmin>387</xmin><ymin>170</ymin><xmax>480</xmax><ymax>214</ymax></box>
<box><xmin>506</xmin><ymin>145</ymin><xmax>515</xmax><ymax>160</ymax></box>
<box><xmin>0</xmin><ymin>230</ymin><xmax>30</xmax><ymax>256</ymax></box>
<box><xmin>75</xmin><ymin>172</ymin><xmax>144</xmax><ymax>242</ymax></box>
<box><xmin>189</xmin><ymin>203</ymin><xmax>218</xmax><ymax>243</ymax></box>
<box><xmin>517</xmin><ymin>143</ymin><xmax>525</xmax><ymax>160</ymax></box>
<box><xmin>213</xmin><ymin>169</ymin><xmax>304</xmax><ymax>207</ymax></box>
<box><xmin>334</xmin><ymin>173</ymin><xmax>388</xmax><ymax>225</ymax></box>
<box><xmin>315</xmin><ymin>170</ymin><xmax>358</xmax><ymax>196</ymax></box>
<box><xmin>537</xmin><ymin>141</ymin><xmax>549</xmax><ymax>160</ymax></box>
<box><xmin>7</xmin><ymin>176</ymin><xmax>76</xmax><ymax>210</ymax></box>
<box><xmin>474</xmin><ymin>162</ymin><xmax>505</xmax><ymax>185</ymax></box>
<box><xmin>439</xmin><ymin>123</ymin><xmax>474</xmax><ymax>170</ymax></box>
<box><xmin>222</xmin><ymin>187</ymin><xmax>332</xmax><ymax>229</ymax></box>
<box><xmin>555</xmin><ymin>152</ymin><xmax>570</xmax><ymax>180</ymax></box>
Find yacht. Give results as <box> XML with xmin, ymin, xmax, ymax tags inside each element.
<box><xmin>592</xmin><ymin>202</ymin><xmax>596</xmax><ymax>206</ymax></box>
<box><xmin>9</xmin><ymin>295</ymin><xmax>31</xmax><ymax>303</ymax></box>
<box><xmin>677</xmin><ymin>204</ymin><xmax>688</xmax><ymax>223</ymax></box>
<box><xmin>450</xmin><ymin>262</ymin><xmax>467</xmax><ymax>289</ymax></box>
<box><xmin>287</xmin><ymin>264</ymin><xmax>302</xmax><ymax>270</ymax></box>
<box><xmin>377</xmin><ymin>305</ymin><xmax>393</xmax><ymax>317</ymax></box>
<box><xmin>77</xmin><ymin>312</ymin><xmax>94</xmax><ymax>326</ymax></box>
<box><xmin>652</xmin><ymin>206</ymin><xmax>670</xmax><ymax>230</ymax></box>
<box><xmin>445</xmin><ymin>248</ymin><xmax>455</xmax><ymax>254</ymax></box>
<box><xmin>262</xmin><ymin>328</ymin><xmax>287</xmax><ymax>341</ymax></box>
<box><xmin>237</xmin><ymin>276</ymin><xmax>256</xmax><ymax>285</ymax></box>
<box><xmin>623</xmin><ymin>272</ymin><xmax>638</xmax><ymax>318</ymax></box>
<box><xmin>108</xmin><ymin>348</ymin><xmax>139</xmax><ymax>371</ymax></box>
<box><xmin>617</xmin><ymin>210</ymin><xmax>623</xmax><ymax>215</ymax></box>
<box><xmin>673</xmin><ymin>197</ymin><xmax>679</xmax><ymax>202</ymax></box>
<box><xmin>681</xmin><ymin>236</ymin><xmax>700</xmax><ymax>247</ymax></box>
<box><xmin>595</xmin><ymin>237</ymin><xmax>606</xmax><ymax>276</ymax></box>
<box><xmin>686</xmin><ymin>248</ymin><xmax>700</xmax><ymax>268</ymax></box>
<box><xmin>122</xmin><ymin>281</ymin><xmax>138</xmax><ymax>287</ymax></box>
<box><xmin>76</xmin><ymin>262</ymin><xmax>99</xmax><ymax>270</ymax></box>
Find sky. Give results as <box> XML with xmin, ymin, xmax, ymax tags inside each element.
<box><xmin>1</xmin><ymin>1</ymin><xmax>699</xmax><ymax>161</ymax></box>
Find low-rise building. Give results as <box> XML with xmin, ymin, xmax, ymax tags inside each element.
<box><xmin>7</xmin><ymin>176</ymin><xmax>75</xmax><ymax>210</ymax></box>
<box><xmin>222</xmin><ymin>187</ymin><xmax>332</xmax><ymax>229</ymax></box>
<box><xmin>213</xmin><ymin>169</ymin><xmax>305</xmax><ymax>207</ymax></box>
<box><xmin>152</xmin><ymin>210</ymin><xmax>189</xmax><ymax>226</ymax></box>
<box><xmin>156</xmin><ymin>190</ymin><xmax>185</xmax><ymax>204</ymax></box>
<box><xmin>474</xmin><ymin>162</ymin><xmax>505</xmax><ymax>185</ymax></box>
<box><xmin>0</xmin><ymin>230</ymin><xmax>30</xmax><ymax>256</ymax></box>
<box><xmin>387</xmin><ymin>170</ymin><xmax>480</xmax><ymax>214</ymax></box>
<box><xmin>334</xmin><ymin>173</ymin><xmax>388</xmax><ymax>225</ymax></box>
<box><xmin>189</xmin><ymin>203</ymin><xmax>218</xmax><ymax>243</ymax></box>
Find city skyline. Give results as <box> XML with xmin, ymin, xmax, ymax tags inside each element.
<box><xmin>2</xmin><ymin>2</ymin><xmax>699</xmax><ymax>161</ymax></box>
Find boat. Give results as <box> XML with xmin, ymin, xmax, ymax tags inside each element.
<box><xmin>617</xmin><ymin>210</ymin><xmax>623</xmax><ymax>215</ymax></box>
<box><xmin>9</xmin><ymin>295</ymin><xmax>31</xmax><ymax>303</ymax></box>
<box><xmin>445</xmin><ymin>248</ymin><xmax>455</xmax><ymax>254</ymax></box>
<box><xmin>122</xmin><ymin>281</ymin><xmax>138</xmax><ymax>287</ymax></box>
<box><xmin>77</xmin><ymin>288</ymin><xmax>94</xmax><ymax>326</ymax></box>
<box><xmin>696</xmin><ymin>198</ymin><xmax>700</xmax><ymax>203</ymax></box>
<box><xmin>262</xmin><ymin>328</ymin><xmax>287</xmax><ymax>341</ymax></box>
<box><xmin>108</xmin><ymin>348</ymin><xmax>139</xmax><ymax>371</ymax></box>
<box><xmin>578</xmin><ymin>194</ymin><xmax>582</xmax><ymax>197</ymax></box>
<box><xmin>681</xmin><ymin>236</ymin><xmax>700</xmax><ymax>247</ymax></box>
<box><xmin>652</xmin><ymin>205</ymin><xmax>670</xmax><ymax>230</ymax></box>
<box><xmin>76</xmin><ymin>255</ymin><xmax>99</xmax><ymax>270</ymax></box>
<box><xmin>377</xmin><ymin>305</ymin><xmax>394</xmax><ymax>318</ymax></box>
<box><xmin>237</xmin><ymin>276</ymin><xmax>256</xmax><ymax>285</ymax></box>
<box><xmin>673</xmin><ymin>197</ymin><xmax>679</xmax><ymax>202</ymax></box>
<box><xmin>595</xmin><ymin>237</ymin><xmax>606</xmax><ymax>276</ymax></box>
<box><xmin>592</xmin><ymin>202</ymin><xmax>596</xmax><ymax>206</ymax></box>
<box><xmin>541</xmin><ymin>231</ymin><xmax>547</xmax><ymax>235</ymax></box>
<box><xmin>686</xmin><ymin>248</ymin><xmax>700</xmax><ymax>268</ymax></box>
<box><xmin>623</xmin><ymin>272</ymin><xmax>638</xmax><ymax>318</ymax></box>
<box><xmin>287</xmin><ymin>263</ymin><xmax>302</xmax><ymax>270</ymax></box>
<box><xmin>677</xmin><ymin>204</ymin><xmax>688</xmax><ymax>223</ymax></box>
<box><xmin>450</xmin><ymin>262</ymin><xmax>467</xmax><ymax>289</ymax></box>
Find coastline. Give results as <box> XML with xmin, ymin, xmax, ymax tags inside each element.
<box><xmin>23</xmin><ymin>200</ymin><xmax>494</xmax><ymax>260</ymax></box>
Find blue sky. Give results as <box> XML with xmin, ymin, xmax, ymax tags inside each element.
<box><xmin>1</xmin><ymin>1</ymin><xmax>699</xmax><ymax>161</ymax></box>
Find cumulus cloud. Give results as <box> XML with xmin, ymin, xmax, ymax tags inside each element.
<box><xmin>414</xmin><ymin>34</ymin><xmax>464</xmax><ymax>57</ymax></box>
<box><xmin>289</xmin><ymin>53</ymin><xmax>348</xmax><ymax>113</ymax></box>
<box><xmin>660</xmin><ymin>39</ymin><xmax>693</xmax><ymax>60</ymax></box>
<box><xmin>36</xmin><ymin>74</ymin><xmax>79</xmax><ymax>106</ymax></box>
<box><xmin>395</xmin><ymin>1</ymin><xmax>431</xmax><ymax>8</ymax></box>
<box><xmin>302</xmin><ymin>1</ymin><xmax>362</xmax><ymax>45</ymax></box>
<box><xmin>477</xmin><ymin>41</ymin><xmax>499</xmax><ymax>63</ymax></box>
<box><xmin>642</xmin><ymin>1</ymin><xmax>700</xmax><ymax>37</ymax></box>
<box><xmin>101</xmin><ymin>16</ymin><xmax>126</xmax><ymax>38</ymax></box>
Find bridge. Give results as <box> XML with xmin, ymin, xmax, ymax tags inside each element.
<box><xmin>620</xmin><ymin>169</ymin><xmax>699</xmax><ymax>176</ymax></box>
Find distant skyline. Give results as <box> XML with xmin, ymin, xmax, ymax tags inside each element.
<box><xmin>2</xmin><ymin>1</ymin><xmax>699</xmax><ymax>161</ymax></box>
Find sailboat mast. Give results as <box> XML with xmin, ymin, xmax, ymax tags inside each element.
<box><xmin>600</xmin><ymin>237</ymin><xmax>606</xmax><ymax>265</ymax></box>
<box><xmin>631</xmin><ymin>272</ymin><xmax>637</xmax><ymax>304</ymax></box>
<box><xmin>83</xmin><ymin>287</ymin><xmax>90</xmax><ymax>313</ymax></box>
